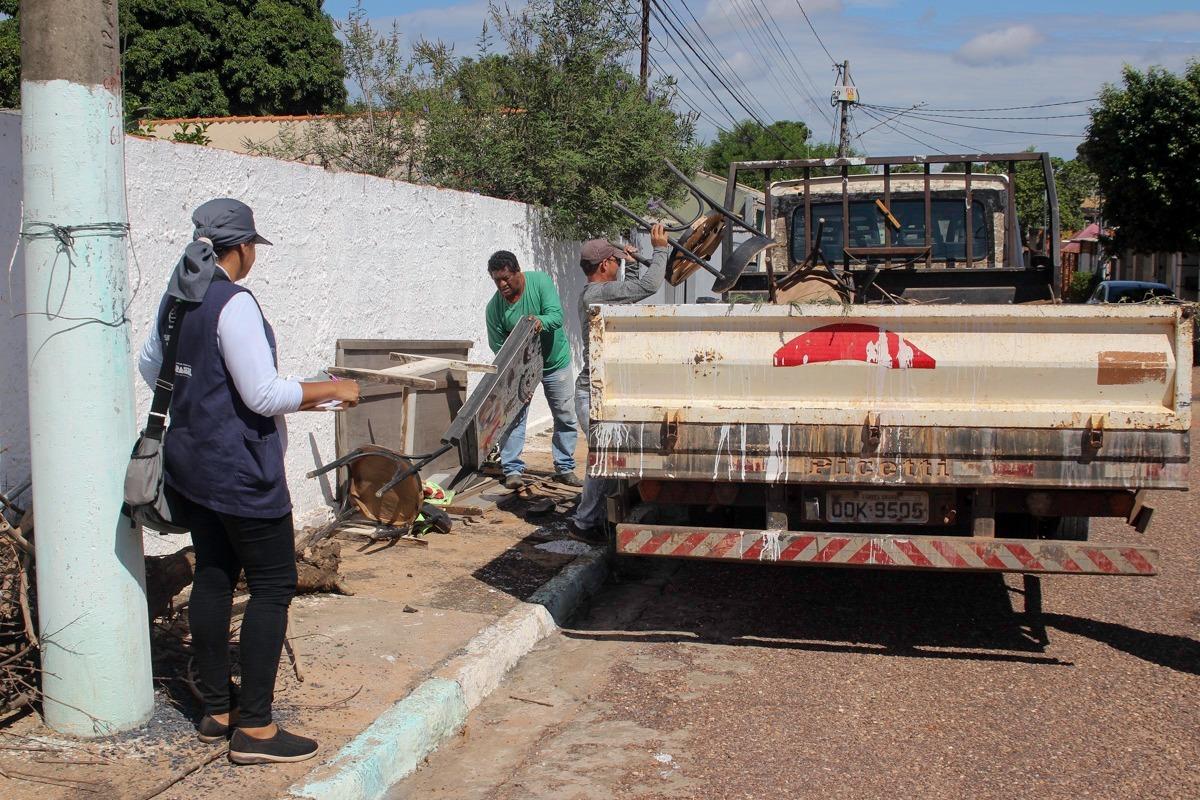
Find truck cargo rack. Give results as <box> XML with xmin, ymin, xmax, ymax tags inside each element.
<box><xmin>721</xmin><ymin>152</ymin><xmax>1062</xmax><ymax>302</ymax></box>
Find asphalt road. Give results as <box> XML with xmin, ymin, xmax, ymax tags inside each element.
<box><xmin>394</xmin><ymin>429</ymin><xmax>1200</xmax><ymax>799</ymax></box>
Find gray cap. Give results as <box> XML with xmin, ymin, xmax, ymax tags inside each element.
<box><xmin>193</xmin><ymin>197</ymin><xmax>272</xmax><ymax>248</ymax></box>
<box><xmin>580</xmin><ymin>238</ymin><xmax>631</xmax><ymax>268</ymax></box>
<box><xmin>167</xmin><ymin>198</ymin><xmax>271</xmax><ymax>302</ymax></box>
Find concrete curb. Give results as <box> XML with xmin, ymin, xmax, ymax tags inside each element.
<box><xmin>286</xmin><ymin>549</ymin><xmax>608</xmax><ymax>800</ymax></box>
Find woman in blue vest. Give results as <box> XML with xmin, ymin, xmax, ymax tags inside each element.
<box><xmin>139</xmin><ymin>199</ymin><xmax>359</xmax><ymax>765</ymax></box>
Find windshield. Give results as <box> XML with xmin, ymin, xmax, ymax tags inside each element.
<box><xmin>1108</xmin><ymin>285</ymin><xmax>1175</xmax><ymax>303</ymax></box>
<box><xmin>790</xmin><ymin>199</ymin><xmax>990</xmax><ymax>265</ymax></box>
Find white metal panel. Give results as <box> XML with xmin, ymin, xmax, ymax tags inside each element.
<box><xmin>590</xmin><ymin>304</ymin><xmax>1191</xmax><ymax>431</ymax></box>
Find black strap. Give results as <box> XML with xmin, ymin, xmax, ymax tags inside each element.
<box><xmin>144</xmin><ymin>299</ymin><xmax>187</xmax><ymax>441</ymax></box>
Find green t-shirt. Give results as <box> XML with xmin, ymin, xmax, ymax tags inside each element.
<box><xmin>485</xmin><ymin>271</ymin><xmax>572</xmax><ymax>372</ymax></box>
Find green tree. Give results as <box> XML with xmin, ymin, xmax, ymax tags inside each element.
<box><xmin>250</xmin><ymin>5</ymin><xmax>425</xmax><ymax>178</ymax></box>
<box><xmin>2</xmin><ymin>1</ymin><xmax>346</xmax><ymax>117</ymax></box>
<box><xmin>1079</xmin><ymin>61</ymin><xmax>1200</xmax><ymax>253</ymax></box>
<box><xmin>704</xmin><ymin>119</ymin><xmax>844</xmax><ymax>188</ymax></box>
<box><xmin>417</xmin><ymin>0</ymin><xmax>699</xmax><ymax>237</ymax></box>
<box><xmin>0</xmin><ymin>1</ymin><xmax>17</xmax><ymax>108</ymax></box>
<box><xmin>120</xmin><ymin>0</ymin><xmax>346</xmax><ymax>122</ymax></box>
<box><xmin>263</xmin><ymin>1</ymin><xmax>698</xmax><ymax>238</ymax></box>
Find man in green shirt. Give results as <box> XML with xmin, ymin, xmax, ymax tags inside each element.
<box><xmin>485</xmin><ymin>250</ymin><xmax>579</xmax><ymax>489</ymax></box>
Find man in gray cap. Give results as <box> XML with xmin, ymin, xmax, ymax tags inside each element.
<box><xmin>570</xmin><ymin>223</ymin><xmax>669</xmax><ymax>544</ymax></box>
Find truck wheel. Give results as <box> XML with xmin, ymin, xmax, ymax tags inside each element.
<box><xmin>1051</xmin><ymin>516</ymin><xmax>1090</xmax><ymax>541</ymax></box>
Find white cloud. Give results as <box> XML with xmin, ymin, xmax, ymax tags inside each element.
<box><xmin>954</xmin><ymin>25</ymin><xmax>1045</xmax><ymax>67</ymax></box>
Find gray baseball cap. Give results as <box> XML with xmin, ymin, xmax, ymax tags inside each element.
<box><xmin>580</xmin><ymin>238</ymin><xmax>631</xmax><ymax>267</ymax></box>
<box><xmin>168</xmin><ymin>198</ymin><xmax>271</xmax><ymax>301</ymax></box>
<box><xmin>192</xmin><ymin>198</ymin><xmax>272</xmax><ymax>247</ymax></box>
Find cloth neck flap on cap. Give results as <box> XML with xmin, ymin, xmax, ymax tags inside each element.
<box><xmin>167</xmin><ymin>238</ymin><xmax>218</xmax><ymax>302</ymax></box>
<box><xmin>166</xmin><ymin>198</ymin><xmax>259</xmax><ymax>302</ymax></box>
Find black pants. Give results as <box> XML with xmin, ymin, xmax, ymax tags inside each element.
<box><xmin>178</xmin><ymin>492</ymin><xmax>297</xmax><ymax>728</ymax></box>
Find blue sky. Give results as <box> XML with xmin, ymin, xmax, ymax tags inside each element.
<box><xmin>322</xmin><ymin>1</ymin><xmax>1199</xmax><ymax>158</ymax></box>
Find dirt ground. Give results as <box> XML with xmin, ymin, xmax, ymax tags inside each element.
<box><xmin>0</xmin><ymin>430</ymin><xmax>583</xmax><ymax>800</ymax></box>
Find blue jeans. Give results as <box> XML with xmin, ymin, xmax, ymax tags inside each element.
<box><xmin>500</xmin><ymin>366</ymin><xmax>578</xmax><ymax>476</ymax></box>
<box><xmin>573</xmin><ymin>383</ymin><xmax>612</xmax><ymax>528</ymax></box>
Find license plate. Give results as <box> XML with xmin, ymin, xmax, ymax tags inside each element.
<box><xmin>826</xmin><ymin>491</ymin><xmax>929</xmax><ymax>524</ymax></box>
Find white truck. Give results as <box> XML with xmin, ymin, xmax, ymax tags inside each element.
<box><xmin>587</xmin><ymin>153</ymin><xmax>1191</xmax><ymax>579</ymax></box>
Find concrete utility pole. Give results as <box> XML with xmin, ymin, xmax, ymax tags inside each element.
<box><xmin>640</xmin><ymin>0</ymin><xmax>651</xmax><ymax>89</ymax></box>
<box><xmin>835</xmin><ymin>60</ymin><xmax>856</xmax><ymax>158</ymax></box>
<box><xmin>21</xmin><ymin>0</ymin><xmax>154</xmax><ymax>736</ymax></box>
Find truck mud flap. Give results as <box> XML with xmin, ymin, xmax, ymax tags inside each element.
<box><xmin>615</xmin><ymin>524</ymin><xmax>1158</xmax><ymax>576</ymax></box>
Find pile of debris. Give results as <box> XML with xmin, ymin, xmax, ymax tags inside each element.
<box><xmin>0</xmin><ymin>484</ymin><xmax>36</xmax><ymax>720</ymax></box>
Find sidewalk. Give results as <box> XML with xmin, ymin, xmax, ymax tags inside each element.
<box><xmin>0</xmin><ymin>430</ymin><xmax>599</xmax><ymax>800</ymax></box>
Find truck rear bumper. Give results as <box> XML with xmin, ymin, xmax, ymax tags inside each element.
<box><xmin>615</xmin><ymin>524</ymin><xmax>1158</xmax><ymax>576</ymax></box>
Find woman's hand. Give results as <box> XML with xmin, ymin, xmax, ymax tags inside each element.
<box><xmin>331</xmin><ymin>379</ymin><xmax>361</xmax><ymax>408</ymax></box>
<box><xmin>300</xmin><ymin>378</ymin><xmax>361</xmax><ymax>410</ymax></box>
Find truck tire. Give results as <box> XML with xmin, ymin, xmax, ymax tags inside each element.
<box><xmin>1051</xmin><ymin>516</ymin><xmax>1090</xmax><ymax>541</ymax></box>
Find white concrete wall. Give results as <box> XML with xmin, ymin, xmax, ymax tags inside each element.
<box><xmin>0</xmin><ymin>111</ymin><xmax>585</xmax><ymax>527</ymax></box>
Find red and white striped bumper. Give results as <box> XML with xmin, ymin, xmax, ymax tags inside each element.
<box><xmin>615</xmin><ymin>524</ymin><xmax>1159</xmax><ymax>576</ymax></box>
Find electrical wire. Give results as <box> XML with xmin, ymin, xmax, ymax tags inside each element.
<box><xmin>669</xmin><ymin>0</ymin><xmax>785</xmax><ymax>126</ymax></box>
<box><xmin>681</xmin><ymin>0</ymin><xmax>811</xmax><ymax>123</ymax></box>
<box><xmin>656</xmin><ymin>55</ymin><xmax>734</xmax><ymax>134</ymax></box>
<box><xmin>885</xmin><ymin>115</ymin><xmax>977</xmax><ymax>151</ymax></box>
<box><xmin>860</xmin><ymin>103</ymin><xmax>1089</xmax><ymax>121</ymax></box>
<box><xmin>892</xmin><ymin>112</ymin><xmax>1087</xmax><ymax>138</ymax></box>
<box><xmin>655</xmin><ymin>28</ymin><xmax>746</xmax><ymax>130</ymax></box>
<box><xmin>727</xmin><ymin>0</ymin><xmax>834</xmax><ymax>130</ymax></box>
<box><xmin>867</xmin><ymin>98</ymin><xmax>1098</xmax><ymax>113</ymax></box>
<box><xmin>857</xmin><ymin>106</ymin><xmax>948</xmax><ymax>155</ymax></box>
<box><xmin>609</xmin><ymin>0</ymin><xmax>746</xmax><ymax>132</ymax></box>
<box><xmin>742</xmin><ymin>0</ymin><xmax>835</xmax><ymax>128</ymax></box>
<box><xmin>648</xmin><ymin>0</ymin><xmax>792</xmax><ymax>148</ymax></box>
<box><xmin>711</xmin><ymin>1</ymin><xmax>817</xmax><ymax>124</ymax></box>
<box><xmin>854</xmin><ymin>104</ymin><xmax>922</xmax><ymax>139</ymax></box>
<box><xmin>849</xmin><ymin>110</ymin><xmax>869</xmax><ymax>158</ymax></box>
<box><xmin>794</xmin><ymin>0</ymin><xmax>837</xmax><ymax>66</ymax></box>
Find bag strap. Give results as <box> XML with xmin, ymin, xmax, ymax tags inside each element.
<box><xmin>144</xmin><ymin>299</ymin><xmax>187</xmax><ymax>442</ymax></box>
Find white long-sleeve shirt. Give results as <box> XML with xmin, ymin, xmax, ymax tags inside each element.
<box><xmin>138</xmin><ymin>282</ymin><xmax>303</xmax><ymax>449</ymax></box>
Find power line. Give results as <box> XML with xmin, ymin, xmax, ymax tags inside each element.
<box><xmin>669</xmin><ymin>0</ymin><xmax>786</xmax><ymax>126</ymax></box>
<box><xmin>597</xmin><ymin>0</ymin><xmax>731</xmax><ymax>132</ymax></box>
<box><xmin>742</xmin><ymin>0</ymin><xmax>834</xmax><ymax>127</ymax></box>
<box><xmin>729</xmin><ymin>0</ymin><xmax>834</xmax><ymax>130</ymax></box>
<box><xmin>850</xmin><ymin>111</ymin><xmax>869</xmax><ymax>158</ymax></box>
<box><xmin>794</xmin><ymin>0</ymin><xmax>837</xmax><ymax>65</ymax></box>
<box><xmin>857</xmin><ymin>106</ymin><xmax>947</xmax><ymax>155</ymax></box>
<box><xmin>711</xmin><ymin>1</ymin><xmax>816</xmax><ymax>124</ymax></box>
<box><xmin>652</xmin><ymin>24</ymin><xmax>746</xmax><ymax>130</ymax></box>
<box><xmin>896</xmin><ymin>112</ymin><xmax>1088</xmax><ymax>138</ymax></box>
<box><xmin>887</xmin><ymin>116</ymin><xmax>977</xmax><ymax>151</ymax></box>
<box><xmin>653</xmin><ymin>0</ymin><xmax>777</xmax><ymax>126</ymax></box>
<box><xmin>648</xmin><ymin>0</ymin><xmax>792</xmax><ymax>148</ymax></box>
<box><xmin>861</xmin><ymin>104</ymin><xmax>1089</xmax><ymax>121</ymax></box>
<box><xmin>854</xmin><ymin>104</ymin><xmax>923</xmax><ymax>139</ymax></box>
<box><xmin>651</xmin><ymin>51</ymin><xmax>734</xmax><ymax>134</ymax></box>
<box><xmin>867</xmin><ymin>98</ymin><xmax>1098</xmax><ymax>113</ymax></box>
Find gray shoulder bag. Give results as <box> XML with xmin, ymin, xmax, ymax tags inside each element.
<box><xmin>123</xmin><ymin>299</ymin><xmax>189</xmax><ymax>533</ymax></box>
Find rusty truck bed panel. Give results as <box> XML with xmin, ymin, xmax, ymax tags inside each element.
<box><xmin>589</xmin><ymin>304</ymin><xmax>1192</xmax><ymax>432</ymax></box>
<box><xmin>615</xmin><ymin>524</ymin><xmax>1159</xmax><ymax>576</ymax></box>
<box><xmin>586</xmin><ymin>422</ymin><xmax>1189</xmax><ymax>489</ymax></box>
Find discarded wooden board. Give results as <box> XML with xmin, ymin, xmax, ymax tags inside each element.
<box><xmin>326</xmin><ymin>365</ymin><xmax>437</xmax><ymax>390</ymax></box>
<box><xmin>390</xmin><ymin>352</ymin><xmax>497</xmax><ymax>374</ymax></box>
